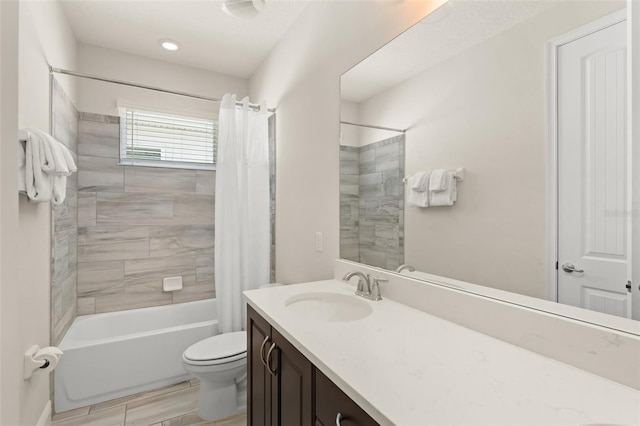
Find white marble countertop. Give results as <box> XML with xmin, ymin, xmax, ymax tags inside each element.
<box><xmin>244</xmin><ymin>280</ymin><xmax>640</xmax><ymax>426</ymax></box>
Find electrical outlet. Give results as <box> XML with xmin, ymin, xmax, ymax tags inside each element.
<box><xmin>315</xmin><ymin>232</ymin><xmax>323</xmax><ymax>252</ymax></box>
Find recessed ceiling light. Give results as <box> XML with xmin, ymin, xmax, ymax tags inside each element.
<box><xmin>159</xmin><ymin>39</ymin><xmax>180</xmax><ymax>51</ymax></box>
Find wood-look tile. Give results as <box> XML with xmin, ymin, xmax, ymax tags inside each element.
<box><xmin>78</xmin><ymin>260</ymin><xmax>125</xmax><ymax>296</ymax></box>
<box><xmin>51</xmin><ymin>406</ymin><xmax>90</xmax><ymax>423</ymax></box>
<box><xmin>213</xmin><ymin>413</ymin><xmax>246</xmax><ymax>426</ymax></box>
<box><xmin>195</xmin><ymin>171</ymin><xmax>215</xmax><ymax>195</ymax></box>
<box><xmin>79</xmin><ymin>112</ymin><xmax>120</xmax><ymax>124</ymax></box>
<box><xmin>52</xmin><ymin>305</ymin><xmax>75</xmax><ymax>347</ymax></box>
<box><xmin>52</xmin><ymin>405</ymin><xmax>125</xmax><ymax>426</ymax></box>
<box><xmin>124</xmin><ymin>385</ymin><xmax>200</xmax><ymax>426</ymax></box>
<box><xmin>94</xmin><ymin>289</ymin><xmax>173</xmax><ymax>314</ymax></box>
<box><xmin>124</xmin><ymin>256</ymin><xmax>196</xmax><ymax>290</ymax></box>
<box><xmin>77</xmin><ymin>296</ymin><xmax>96</xmax><ymax>315</ymax></box>
<box><xmin>189</xmin><ymin>379</ymin><xmax>200</xmax><ymax>387</ymax></box>
<box><xmin>161</xmin><ymin>412</ymin><xmax>216</xmax><ymax>426</ymax></box>
<box><xmin>78</xmin><ymin>192</ymin><xmax>97</xmax><ymax>227</ymax></box>
<box><xmin>149</xmin><ymin>225</ymin><xmax>214</xmax><ymax>257</ymax></box>
<box><xmin>78</xmin><ymin>226</ymin><xmax>149</xmax><ymax>262</ymax></box>
<box><xmin>173</xmin><ymin>284</ymin><xmax>215</xmax><ymax>304</ymax></box>
<box><xmin>90</xmin><ymin>381</ymin><xmax>191</xmax><ymax>414</ymax></box>
<box><xmin>125</xmin><ymin>167</ymin><xmax>196</xmax><ymax>194</ymax></box>
<box><xmin>173</xmin><ymin>194</ymin><xmax>214</xmax><ymax>225</ymax></box>
<box><xmin>97</xmin><ymin>193</ymin><xmax>174</xmax><ymax>225</ymax></box>
<box><xmin>196</xmin><ymin>256</ymin><xmax>214</xmax><ymax>286</ymax></box>
<box><xmin>78</xmin><ymin>155</ymin><xmax>124</xmax><ymax>192</ymax></box>
<box><xmin>78</xmin><ymin>120</ymin><xmax>120</xmax><ymax>159</ymax></box>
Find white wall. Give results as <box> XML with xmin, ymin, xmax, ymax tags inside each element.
<box><xmin>0</xmin><ymin>2</ymin><xmax>20</xmax><ymax>424</ymax></box>
<box><xmin>1</xmin><ymin>1</ymin><xmax>78</xmax><ymax>424</ymax></box>
<box><xmin>355</xmin><ymin>1</ymin><xmax>625</xmax><ymax>298</ymax></box>
<box><xmin>76</xmin><ymin>44</ymin><xmax>248</xmax><ymax>117</ymax></box>
<box><xmin>250</xmin><ymin>0</ymin><xmax>447</xmax><ymax>284</ymax></box>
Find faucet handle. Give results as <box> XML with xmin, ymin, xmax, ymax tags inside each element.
<box><xmin>370</xmin><ymin>277</ymin><xmax>388</xmax><ymax>301</ymax></box>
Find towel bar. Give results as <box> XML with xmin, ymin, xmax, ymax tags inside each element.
<box><xmin>403</xmin><ymin>168</ymin><xmax>464</xmax><ymax>183</ymax></box>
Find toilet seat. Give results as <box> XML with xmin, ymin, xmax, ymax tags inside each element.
<box><xmin>183</xmin><ymin>331</ymin><xmax>247</xmax><ymax>366</ymax></box>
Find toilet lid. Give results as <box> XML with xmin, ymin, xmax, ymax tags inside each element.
<box><xmin>184</xmin><ymin>331</ymin><xmax>247</xmax><ymax>362</ymax></box>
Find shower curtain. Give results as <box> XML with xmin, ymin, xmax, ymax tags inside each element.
<box><xmin>215</xmin><ymin>94</ymin><xmax>270</xmax><ymax>333</ymax></box>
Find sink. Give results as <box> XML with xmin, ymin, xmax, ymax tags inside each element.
<box><xmin>284</xmin><ymin>292</ymin><xmax>372</xmax><ymax>322</ymax></box>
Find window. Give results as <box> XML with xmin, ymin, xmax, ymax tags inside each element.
<box><xmin>120</xmin><ymin>107</ymin><xmax>218</xmax><ymax>169</ymax></box>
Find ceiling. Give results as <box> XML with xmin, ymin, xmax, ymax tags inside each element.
<box><xmin>341</xmin><ymin>0</ymin><xmax>558</xmax><ymax>103</ymax></box>
<box><xmin>61</xmin><ymin>0</ymin><xmax>310</xmax><ymax>79</ymax></box>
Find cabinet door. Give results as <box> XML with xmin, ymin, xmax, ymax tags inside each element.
<box><xmin>248</xmin><ymin>305</ymin><xmax>272</xmax><ymax>426</ymax></box>
<box><xmin>315</xmin><ymin>369</ymin><xmax>379</xmax><ymax>426</ymax></box>
<box><xmin>270</xmin><ymin>328</ymin><xmax>314</xmax><ymax>426</ymax></box>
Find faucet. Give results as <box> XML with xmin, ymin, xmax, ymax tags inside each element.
<box><xmin>394</xmin><ymin>264</ymin><xmax>415</xmax><ymax>273</ymax></box>
<box><xmin>343</xmin><ymin>272</ymin><xmax>387</xmax><ymax>301</ymax></box>
<box><xmin>343</xmin><ymin>271</ymin><xmax>371</xmax><ymax>297</ymax></box>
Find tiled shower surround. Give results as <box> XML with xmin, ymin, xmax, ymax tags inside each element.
<box><xmin>340</xmin><ymin>135</ymin><xmax>404</xmax><ymax>270</ymax></box>
<box><xmin>51</xmin><ymin>78</ymin><xmax>79</xmax><ymax>345</ymax></box>
<box><xmin>76</xmin><ymin>113</ymin><xmax>216</xmax><ymax>314</ymax></box>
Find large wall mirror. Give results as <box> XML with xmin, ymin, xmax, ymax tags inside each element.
<box><xmin>340</xmin><ymin>0</ymin><xmax>640</xmax><ymax>331</ymax></box>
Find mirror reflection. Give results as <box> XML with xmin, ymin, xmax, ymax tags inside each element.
<box><xmin>340</xmin><ymin>0</ymin><xmax>638</xmax><ymax>322</ymax></box>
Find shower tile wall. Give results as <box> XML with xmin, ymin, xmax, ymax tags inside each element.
<box><xmin>51</xmin><ymin>78</ymin><xmax>79</xmax><ymax>346</ymax></box>
<box><xmin>76</xmin><ymin>113</ymin><xmax>216</xmax><ymax>314</ymax></box>
<box><xmin>339</xmin><ymin>135</ymin><xmax>404</xmax><ymax>271</ymax></box>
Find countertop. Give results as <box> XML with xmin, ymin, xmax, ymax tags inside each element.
<box><xmin>244</xmin><ymin>280</ymin><xmax>640</xmax><ymax>426</ymax></box>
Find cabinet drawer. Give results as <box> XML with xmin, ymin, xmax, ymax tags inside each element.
<box><xmin>315</xmin><ymin>369</ymin><xmax>379</xmax><ymax>426</ymax></box>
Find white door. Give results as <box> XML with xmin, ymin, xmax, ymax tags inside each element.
<box><xmin>557</xmin><ymin>18</ymin><xmax>632</xmax><ymax>318</ymax></box>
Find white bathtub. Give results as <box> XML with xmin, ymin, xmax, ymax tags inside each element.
<box><xmin>54</xmin><ymin>299</ymin><xmax>218</xmax><ymax>412</ymax></box>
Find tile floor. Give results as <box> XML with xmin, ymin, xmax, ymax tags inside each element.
<box><xmin>51</xmin><ymin>379</ymin><xmax>246</xmax><ymax>426</ymax></box>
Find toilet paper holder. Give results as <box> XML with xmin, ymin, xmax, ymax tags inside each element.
<box><xmin>24</xmin><ymin>345</ymin><xmax>63</xmax><ymax>379</ymax></box>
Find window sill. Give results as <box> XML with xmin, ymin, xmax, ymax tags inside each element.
<box><xmin>117</xmin><ymin>160</ymin><xmax>216</xmax><ymax>171</ymax></box>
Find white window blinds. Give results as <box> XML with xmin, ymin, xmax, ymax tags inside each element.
<box><xmin>120</xmin><ymin>108</ymin><xmax>218</xmax><ymax>170</ymax></box>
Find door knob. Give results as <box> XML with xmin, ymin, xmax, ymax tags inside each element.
<box><xmin>562</xmin><ymin>263</ymin><xmax>584</xmax><ymax>274</ymax></box>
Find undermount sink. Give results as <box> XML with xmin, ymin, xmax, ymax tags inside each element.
<box><xmin>284</xmin><ymin>292</ymin><xmax>372</xmax><ymax>322</ymax></box>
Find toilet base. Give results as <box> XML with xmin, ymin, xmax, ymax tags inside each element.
<box><xmin>197</xmin><ymin>380</ymin><xmax>247</xmax><ymax>420</ymax></box>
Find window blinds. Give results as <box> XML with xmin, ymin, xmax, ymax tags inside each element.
<box><xmin>121</xmin><ymin>108</ymin><xmax>218</xmax><ymax>169</ymax></box>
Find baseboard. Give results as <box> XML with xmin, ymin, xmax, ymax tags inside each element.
<box><xmin>36</xmin><ymin>400</ymin><xmax>51</xmax><ymax>426</ymax></box>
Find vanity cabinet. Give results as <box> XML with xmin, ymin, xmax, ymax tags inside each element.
<box><xmin>248</xmin><ymin>305</ymin><xmax>313</xmax><ymax>426</ymax></box>
<box><xmin>248</xmin><ymin>305</ymin><xmax>379</xmax><ymax>426</ymax></box>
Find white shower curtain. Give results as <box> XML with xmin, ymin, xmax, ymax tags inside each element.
<box><xmin>215</xmin><ymin>94</ymin><xmax>270</xmax><ymax>334</ymax></box>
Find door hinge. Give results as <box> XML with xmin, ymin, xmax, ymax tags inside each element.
<box><xmin>555</xmin><ymin>261</ymin><xmax>558</xmax><ymax>270</ymax></box>
<box><xmin>626</xmin><ymin>281</ymin><xmax>632</xmax><ymax>293</ymax></box>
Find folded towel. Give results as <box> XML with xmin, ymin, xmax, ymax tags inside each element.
<box><xmin>429</xmin><ymin>169</ymin><xmax>448</xmax><ymax>192</ymax></box>
<box><xmin>22</xmin><ymin>128</ymin><xmax>77</xmax><ymax>204</ymax></box>
<box><xmin>407</xmin><ymin>172</ymin><xmax>430</xmax><ymax>207</ymax></box>
<box><xmin>410</xmin><ymin>171</ymin><xmax>430</xmax><ymax>192</ymax></box>
<box><xmin>17</xmin><ymin>140</ymin><xmax>27</xmax><ymax>192</ymax></box>
<box><xmin>429</xmin><ymin>172</ymin><xmax>457</xmax><ymax>206</ymax></box>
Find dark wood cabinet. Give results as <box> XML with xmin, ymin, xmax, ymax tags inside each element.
<box><xmin>248</xmin><ymin>305</ymin><xmax>314</xmax><ymax>426</ymax></box>
<box><xmin>247</xmin><ymin>305</ymin><xmax>379</xmax><ymax>426</ymax></box>
<box><xmin>315</xmin><ymin>369</ymin><xmax>378</xmax><ymax>426</ymax></box>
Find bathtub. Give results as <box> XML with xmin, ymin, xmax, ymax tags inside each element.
<box><xmin>54</xmin><ymin>299</ymin><xmax>218</xmax><ymax>412</ymax></box>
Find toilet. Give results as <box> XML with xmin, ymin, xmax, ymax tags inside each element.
<box><xmin>182</xmin><ymin>331</ymin><xmax>248</xmax><ymax>420</ymax></box>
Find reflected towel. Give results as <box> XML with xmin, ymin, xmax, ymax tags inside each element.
<box><xmin>429</xmin><ymin>172</ymin><xmax>457</xmax><ymax>206</ymax></box>
<box><xmin>429</xmin><ymin>169</ymin><xmax>448</xmax><ymax>192</ymax></box>
<box><xmin>407</xmin><ymin>172</ymin><xmax>430</xmax><ymax>207</ymax></box>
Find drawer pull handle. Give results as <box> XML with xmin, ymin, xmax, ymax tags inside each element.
<box><xmin>266</xmin><ymin>342</ymin><xmax>277</xmax><ymax>376</ymax></box>
<box><xmin>259</xmin><ymin>335</ymin><xmax>270</xmax><ymax>367</ymax></box>
<box><xmin>336</xmin><ymin>412</ymin><xmax>344</xmax><ymax>425</ymax></box>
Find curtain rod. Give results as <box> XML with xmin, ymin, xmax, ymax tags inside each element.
<box><xmin>340</xmin><ymin>120</ymin><xmax>406</xmax><ymax>134</ymax></box>
<box><xmin>49</xmin><ymin>66</ymin><xmax>276</xmax><ymax>113</ymax></box>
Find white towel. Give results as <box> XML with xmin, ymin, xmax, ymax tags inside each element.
<box><xmin>22</xmin><ymin>128</ymin><xmax>77</xmax><ymax>204</ymax></box>
<box><xmin>410</xmin><ymin>171</ymin><xmax>430</xmax><ymax>192</ymax></box>
<box><xmin>429</xmin><ymin>172</ymin><xmax>457</xmax><ymax>206</ymax></box>
<box><xmin>407</xmin><ymin>172</ymin><xmax>430</xmax><ymax>207</ymax></box>
<box><xmin>17</xmin><ymin>140</ymin><xmax>27</xmax><ymax>192</ymax></box>
<box><xmin>429</xmin><ymin>168</ymin><xmax>448</xmax><ymax>192</ymax></box>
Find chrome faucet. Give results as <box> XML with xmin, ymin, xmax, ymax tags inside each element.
<box><xmin>343</xmin><ymin>271</ymin><xmax>371</xmax><ymax>297</ymax></box>
<box><xmin>343</xmin><ymin>271</ymin><xmax>386</xmax><ymax>301</ymax></box>
<box><xmin>394</xmin><ymin>264</ymin><xmax>415</xmax><ymax>273</ymax></box>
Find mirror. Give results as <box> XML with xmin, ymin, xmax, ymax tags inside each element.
<box><xmin>340</xmin><ymin>0</ymin><xmax>639</xmax><ymax>327</ymax></box>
